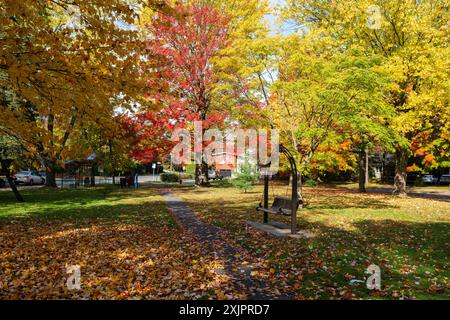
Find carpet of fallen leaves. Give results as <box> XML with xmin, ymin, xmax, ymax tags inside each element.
<box><xmin>0</xmin><ymin>187</ymin><xmax>240</xmax><ymax>299</ymax></box>
<box><xmin>175</xmin><ymin>185</ymin><xmax>450</xmax><ymax>300</ymax></box>
<box><xmin>1</xmin><ymin>185</ymin><xmax>448</xmax><ymax>300</ymax></box>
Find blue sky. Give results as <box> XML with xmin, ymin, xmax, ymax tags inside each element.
<box><xmin>266</xmin><ymin>0</ymin><xmax>282</xmax><ymax>32</ymax></box>
<box><xmin>267</xmin><ymin>0</ymin><xmax>297</xmax><ymax>35</ymax></box>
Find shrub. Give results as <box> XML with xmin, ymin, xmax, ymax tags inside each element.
<box><xmin>305</xmin><ymin>179</ymin><xmax>318</xmax><ymax>187</ymax></box>
<box><xmin>160</xmin><ymin>173</ymin><xmax>180</xmax><ymax>183</ymax></box>
<box><xmin>232</xmin><ymin>156</ymin><xmax>259</xmax><ymax>193</ymax></box>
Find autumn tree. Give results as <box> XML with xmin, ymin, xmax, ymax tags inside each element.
<box><xmin>0</xmin><ymin>0</ymin><xmax>167</xmax><ymax>187</ymax></box>
<box><xmin>65</xmin><ymin>113</ymin><xmax>141</xmax><ymax>185</ymax></box>
<box><xmin>212</xmin><ymin>0</ymin><xmax>274</xmax><ymax>125</ymax></box>
<box><xmin>130</xmin><ymin>113</ymin><xmax>183</xmax><ymax>167</ymax></box>
<box><xmin>143</xmin><ymin>3</ymin><xmax>229</xmax><ymax>186</ymax></box>
<box><xmin>273</xmin><ymin>34</ymin><xmax>399</xmax><ymax>197</ymax></box>
<box><xmin>284</xmin><ymin>0</ymin><xmax>449</xmax><ymax>195</ymax></box>
<box><xmin>217</xmin><ymin>9</ymin><xmax>396</xmax><ymax>197</ymax></box>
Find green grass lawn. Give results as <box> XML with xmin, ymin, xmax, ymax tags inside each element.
<box><xmin>0</xmin><ymin>186</ymin><xmax>174</xmax><ymax>227</ymax></box>
<box><xmin>174</xmin><ymin>185</ymin><xmax>450</xmax><ymax>300</ymax></box>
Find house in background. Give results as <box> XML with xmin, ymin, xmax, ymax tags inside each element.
<box><xmin>213</xmin><ymin>149</ymin><xmax>258</xmax><ymax>178</ymax></box>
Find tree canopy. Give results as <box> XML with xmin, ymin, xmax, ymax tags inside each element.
<box><xmin>0</xmin><ymin>0</ymin><xmax>448</xmax><ymax>195</ymax></box>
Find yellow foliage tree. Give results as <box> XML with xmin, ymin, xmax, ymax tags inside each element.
<box><xmin>284</xmin><ymin>0</ymin><xmax>449</xmax><ymax>195</ymax></box>
<box><xmin>0</xmin><ymin>0</ymin><xmax>166</xmax><ymax>186</ymax></box>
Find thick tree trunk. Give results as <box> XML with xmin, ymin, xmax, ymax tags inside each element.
<box><xmin>393</xmin><ymin>148</ymin><xmax>408</xmax><ymax>196</ymax></box>
<box><xmin>194</xmin><ymin>162</ymin><xmax>209</xmax><ymax>186</ymax></box>
<box><xmin>195</xmin><ymin>164</ymin><xmax>202</xmax><ymax>185</ymax></box>
<box><xmin>45</xmin><ymin>161</ymin><xmax>58</xmax><ymax>187</ymax></box>
<box><xmin>358</xmin><ymin>148</ymin><xmax>369</xmax><ymax>192</ymax></box>
<box><xmin>365</xmin><ymin>150</ymin><xmax>369</xmax><ymax>187</ymax></box>
<box><xmin>194</xmin><ymin>110</ymin><xmax>210</xmax><ymax>187</ymax></box>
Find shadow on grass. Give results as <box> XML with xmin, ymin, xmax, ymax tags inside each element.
<box><xmin>0</xmin><ymin>186</ymin><xmax>175</xmax><ymax>228</ymax></box>
<box><xmin>230</xmin><ymin>214</ymin><xmax>449</xmax><ymax>299</ymax></box>
<box><xmin>174</xmin><ymin>187</ymin><xmax>449</xmax><ymax>298</ymax></box>
<box><xmin>0</xmin><ymin>201</ymin><xmax>173</xmax><ymax>226</ymax></box>
<box><xmin>292</xmin><ymin>219</ymin><xmax>449</xmax><ymax>298</ymax></box>
<box><xmin>0</xmin><ymin>186</ymin><xmax>159</xmax><ymax>204</ymax></box>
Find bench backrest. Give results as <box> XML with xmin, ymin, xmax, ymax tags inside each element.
<box><xmin>272</xmin><ymin>196</ymin><xmax>296</xmax><ymax>211</ymax></box>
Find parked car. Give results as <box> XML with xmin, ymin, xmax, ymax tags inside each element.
<box><xmin>439</xmin><ymin>174</ymin><xmax>450</xmax><ymax>185</ymax></box>
<box><xmin>208</xmin><ymin>170</ymin><xmax>223</xmax><ymax>180</ymax></box>
<box><xmin>421</xmin><ymin>174</ymin><xmax>436</xmax><ymax>184</ymax></box>
<box><xmin>14</xmin><ymin>171</ymin><xmax>45</xmax><ymax>185</ymax></box>
<box><xmin>408</xmin><ymin>173</ymin><xmax>450</xmax><ymax>185</ymax></box>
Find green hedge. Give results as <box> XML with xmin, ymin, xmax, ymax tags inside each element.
<box><xmin>160</xmin><ymin>173</ymin><xmax>180</xmax><ymax>183</ymax></box>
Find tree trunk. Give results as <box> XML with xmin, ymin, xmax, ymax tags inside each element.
<box><xmin>202</xmin><ymin>162</ymin><xmax>209</xmax><ymax>186</ymax></box>
<box><xmin>358</xmin><ymin>148</ymin><xmax>369</xmax><ymax>192</ymax></box>
<box><xmin>393</xmin><ymin>148</ymin><xmax>408</xmax><ymax>196</ymax></box>
<box><xmin>45</xmin><ymin>161</ymin><xmax>58</xmax><ymax>187</ymax></box>
<box><xmin>90</xmin><ymin>164</ymin><xmax>96</xmax><ymax>187</ymax></box>
<box><xmin>297</xmin><ymin>169</ymin><xmax>303</xmax><ymax>206</ymax></box>
<box><xmin>6</xmin><ymin>170</ymin><xmax>24</xmax><ymax>202</ymax></box>
<box><xmin>365</xmin><ymin>149</ymin><xmax>369</xmax><ymax>187</ymax></box>
<box><xmin>195</xmin><ymin>163</ymin><xmax>202</xmax><ymax>185</ymax></box>
<box><xmin>109</xmin><ymin>141</ymin><xmax>115</xmax><ymax>185</ymax></box>
<box><xmin>194</xmin><ymin>162</ymin><xmax>209</xmax><ymax>187</ymax></box>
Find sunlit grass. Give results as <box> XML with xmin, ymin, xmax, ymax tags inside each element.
<box><xmin>0</xmin><ymin>186</ymin><xmax>175</xmax><ymax>227</ymax></box>
<box><xmin>174</xmin><ymin>185</ymin><xmax>450</xmax><ymax>300</ymax></box>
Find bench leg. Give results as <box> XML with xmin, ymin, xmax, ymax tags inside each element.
<box><xmin>263</xmin><ymin>174</ymin><xmax>269</xmax><ymax>224</ymax></box>
<box><xmin>291</xmin><ymin>200</ymin><xmax>297</xmax><ymax>235</ymax></box>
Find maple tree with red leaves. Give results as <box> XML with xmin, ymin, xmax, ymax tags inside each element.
<box><xmin>116</xmin><ymin>115</ymin><xmax>161</xmax><ymax>165</ymax></box>
<box><xmin>134</xmin><ymin>3</ymin><xmax>230</xmax><ymax>185</ymax></box>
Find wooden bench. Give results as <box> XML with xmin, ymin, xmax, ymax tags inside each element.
<box><xmin>257</xmin><ymin>196</ymin><xmax>301</xmax><ymax>216</ymax></box>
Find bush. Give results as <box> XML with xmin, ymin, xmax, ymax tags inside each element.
<box><xmin>305</xmin><ymin>179</ymin><xmax>318</xmax><ymax>187</ymax></box>
<box><xmin>232</xmin><ymin>156</ymin><xmax>259</xmax><ymax>193</ymax></box>
<box><xmin>211</xmin><ymin>179</ymin><xmax>232</xmax><ymax>188</ymax></box>
<box><xmin>160</xmin><ymin>173</ymin><xmax>180</xmax><ymax>183</ymax></box>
